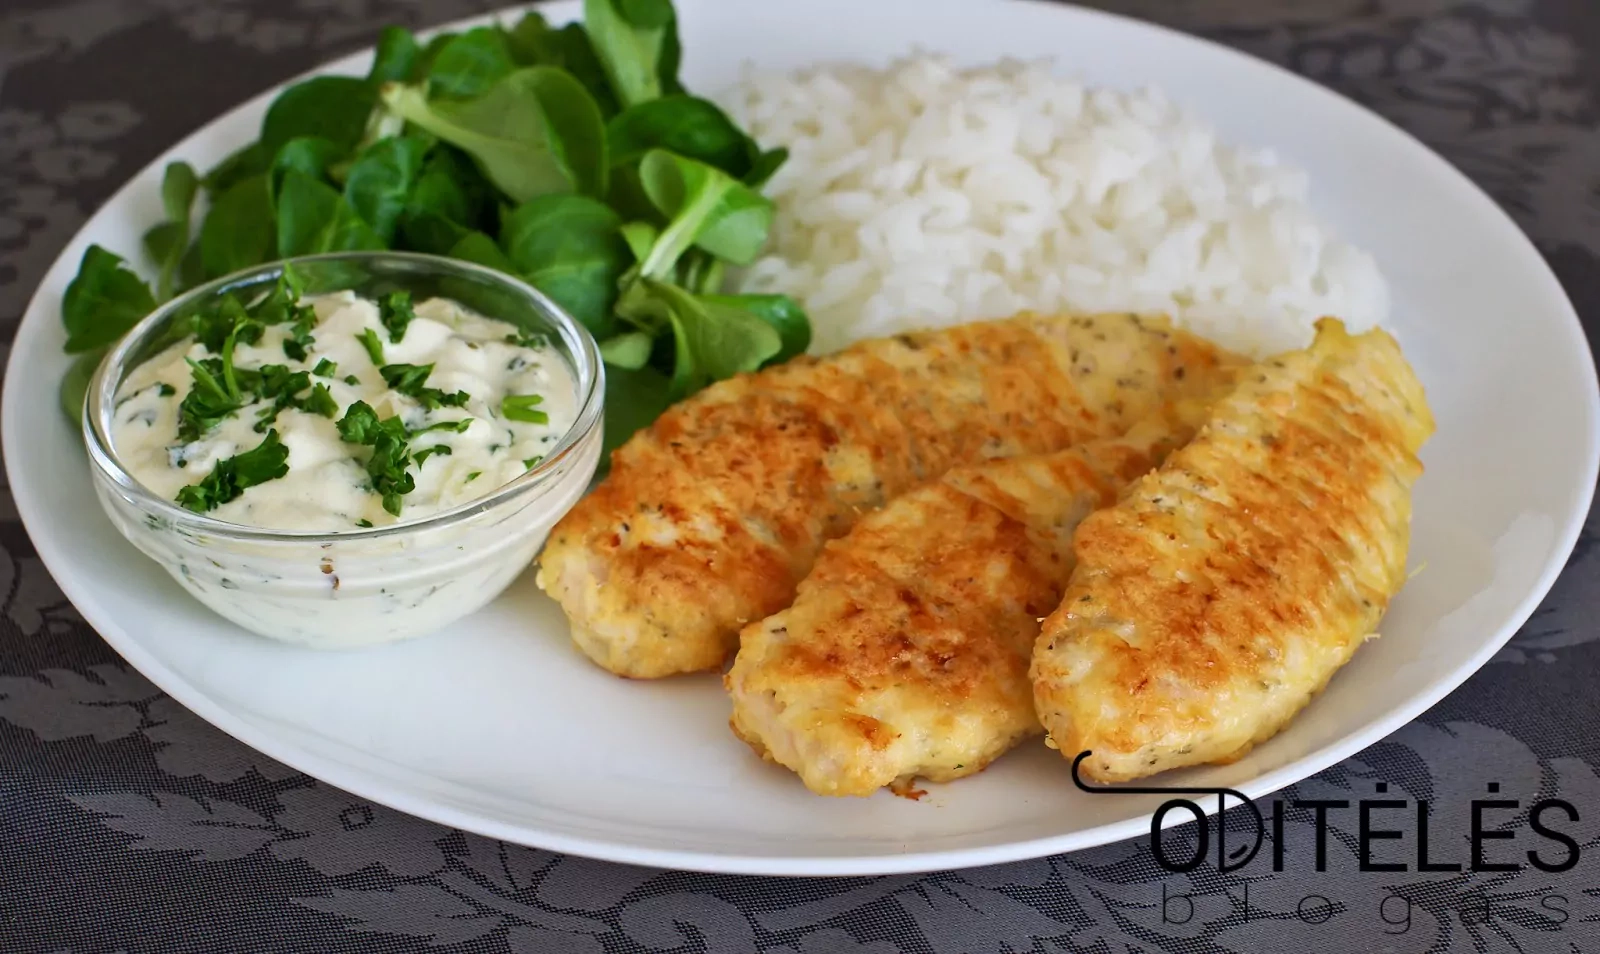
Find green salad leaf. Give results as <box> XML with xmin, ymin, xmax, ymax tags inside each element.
<box><xmin>500</xmin><ymin>194</ymin><xmax>629</xmax><ymax>335</ymax></box>
<box><xmin>368</xmin><ymin>25</ymin><xmax>421</xmax><ymax>85</ymax></box>
<box><xmin>62</xmin><ymin>246</ymin><xmax>157</xmax><ymax>354</ymax></box>
<box><xmin>268</xmin><ymin>136</ymin><xmax>344</xmax><ymax>205</ymax></box>
<box><xmin>702</xmin><ymin>292</ymin><xmax>810</xmax><ymax>363</ymax></box>
<box><xmin>200</xmin><ymin>174</ymin><xmax>275</xmax><ymax>278</ymax></box>
<box><xmin>584</xmin><ymin>0</ymin><xmax>680</xmax><ymax>109</ymax></box>
<box><xmin>503</xmin><ymin>12</ymin><xmax>618</xmax><ymax>117</ymax></box>
<box><xmin>260</xmin><ymin>76</ymin><xmax>376</xmax><ymax>159</ymax></box>
<box><xmin>342</xmin><ymin>136</ymin><xmax>429</xmax><ymax>242</ymax></box>
<box><xmin>599</xmin><ymin>330</ymin><xmax>653</xmax><ymax>369</ymax></box>
<box><xmin>54</xmin><ymin>0</ymin><xmax>811</xmax><ymax>458</ymax></box>
<box><xmin>201</xmin><ymin>142</ymin><xmax>269</xmax><ymax>197</ymax></box>
<box><xmin>448</xmin><ymin>230</ymin><xmax>517</xmax><ymax>271</ymax></box>
<box><xmin>600</xmin><ymin>363</ymin><xmax>671</xmax><ymax>455</ymax></box>
<box><xmin>648</xmin><ymin>279</ymin><xmax>780</xmax><ymax>389</ymax></box>
<box><xmin>141</xmin><ymin>161</ymin><xmax>200</xmax><ymax>301</ymax></box>
<box><xmin>60</xmin><ymin>353</ymin><xmax>101</xmax><ymax>425</ymax></box>
<box><xmin>398</xmin><ymin>145</ymin><xmax>498</xmax><ymax>253</ymax></box>
<box><xmin>744</xmin><ymin>147</ymin><xmax>789</xmax><ymax>190</ymax></box>
<box><xmin>275</xmin><ymin>171</ymin><xmax>386</xmax><ymax>257</ymax></box>
<box><xmin>427</xmin><ymin>27</ymin><xmax>516</xmax><ymax>100</ymax></box>
<box><xmin>606</xmin><ymin>95</ymin><xmax>754</xmax><ymax>176</ymax></box>
<box><xmin>637</xmin><ymin>149</ymin><xmax>773</xmax><ymax>266</ymax></box>
<box><xmin>381</xmin><ymin>66</ymin><xmax>607</xmax><ymax>202</ymax></box>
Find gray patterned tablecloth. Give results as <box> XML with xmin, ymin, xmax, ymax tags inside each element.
<box><xmin>4</xmin><ymin>0</ymin><xmax>1600</xmax><ymax>951</ymax></box>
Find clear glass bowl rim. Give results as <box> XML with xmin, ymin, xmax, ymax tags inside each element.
<box><xmin>83</xmin><ymin>250</ymin><xmax>606</xmax><ymax>545</ymax></box>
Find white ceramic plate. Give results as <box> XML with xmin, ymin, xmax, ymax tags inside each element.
<box><xmin>7</xmin><ymin>0</ymin><xmax>1598</xmax><ymax>877</ymax></box>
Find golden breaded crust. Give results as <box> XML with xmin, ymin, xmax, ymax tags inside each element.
<box><xmin>1031</xmin><ymin>318</ymin><xmax>1435</xmax><ymax>783</ymax></box>
<box><xmin>538</xmin><ymin>312</ymin><xmax>1244</xmax><ymax>679</ymax></box>
<box><xmin>726</xmin><ymin>407</ymin><xmax>1219</xmax><ymax>796</ymax></box>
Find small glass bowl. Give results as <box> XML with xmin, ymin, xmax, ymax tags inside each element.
<box><xmin>83</xmin><ymin>252</ymin><xmax>604</xmax><ymax>649</ymax></box>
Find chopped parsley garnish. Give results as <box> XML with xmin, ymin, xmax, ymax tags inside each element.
<box><xmin>175</xmin><ymin>268</ymin><xmax>316</xmax><ymax>440</ymax></box>
<box><xmin>156</xmin><ymin>383</ymin><xmax>176</xmax><ymax>397</ymax></box>
<box><xmin>336</xmin><ymin>400</ymin><xmax>415</xmax><ymax>517</ymax></box>
<box><xmin>377</xmin><ymin>362</ymin><xmax>430</xmax><ymax>393</ymax></box>
<box><xmin>524</xmin><ymin>455</ymin><xmax>544</xmax><ymax>469</ymax></box>
<box><xmin>379</xmin><ymin>291</ymin><xmax>416</xmax><ymax>343</ymax></box>
<box><xmin>410</xmin><ymin>418</ymin><xmax>473</xmax><ymax>436</ymax></box>
<box><xmin>465</xmin><ymin>471</ymin><xmax>481</xmax><ymax>482</ymax></box>
<box><xmin>174</xmin><ymin>429</ymin><xmax>289</xmax><ymax>513</ymax></box>
<box><xmin>248</xmin><ymin>365</ymin><xmax>304</xmax><ymax>431</ymax></box>
<box><xmin>343</xmin><ymin>374</ymin><xmax>361</xmax><ymax>386</ymax></box>
<box><xmin>219</xmin><ymin>323</ymin><xmax>255</xmax><ymax>398</ymax></box>
<box><xmin>355</xmin><ymin>518</ymin><xmax>374</xmax><ymax>528</ymax></box>
<box><xmin>379</xmin><ymin>363</ymin><xmax>469</xmax><ymax>410</ymax></box>
<box><xmin>177</xmin><ymin>356</ymin><xmax>242</xmax><ymax>442</ymax></box>
<box><xmin>300</xmin><ymin>383</ymin><xmax>338</xmax><ymax>419</ymax></box>
<box><xmin>414</xmin><ymin>445</ymin><xmax>452</xmax><ymax>466</ymax></box>
<box><xmin>251</xmin><ymin>363</ymin><xmax>303</xmax><ymax>396</ymax></box>
<box><xmin>358</xmin><ymin>328</ymin><xmax>386</xmax><ymax>366</ymax></box>
<box><xmin>282</xmin><ymin>309</ymin><xmax>316</xmax><ymax>362</ymax></box>
<box><xmin>335</xmin><ymin>400</ymin><xmax>386</xmax><ymax>443</ymax></box>
<box><xmin>504</xmin><ymin>329</ymin><xmax>549</xmax><ymax>348</ymax></box>
<box><xmin>252</xmin><ymin>265</ymin><xmax>307</xmax><ymax>325</ymax></box>
<box><xmin>312</xmin><ymin>358</ymin><xmax>337</xmax><ymax>378</ymax></box>
<box><xmin>501</xmin><ymin>393</ymin><xmax>548</xmax><ymax>424</ymax></box>
<box><xmin>245</xmin><ymin>366</ymin><xmax>337</xmax><ymax>432</ymax></box>
<box><xmin>195</xmin><ymin>297</ymin><xmax>255</xmax><ymax>353</ymax></box>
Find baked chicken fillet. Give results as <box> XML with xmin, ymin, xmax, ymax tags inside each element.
<box><xmin>1031</xmin><ymin>318</ymin><xmax>1434</xmax><ymax>784</ymax></box>
<box><xmin>537</xmin><ymin>312</ymin><xmax>1243</xmax><ymax>678</ymax></box>
<box><xmin>725</xmin><ymin>403</ymin><xmax>1220</xmax><ymax>797</ymax></box>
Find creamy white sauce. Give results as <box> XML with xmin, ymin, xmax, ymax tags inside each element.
<box><xmin>111</xmin><ymin>292</ymin><xmax>578</xmax><ymax>532</ymax></box>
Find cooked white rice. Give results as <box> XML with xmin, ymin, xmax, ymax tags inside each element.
<box><xmin>718</xmin><ymin>54</ymin><xmax>1388</xmax><ymax>357</ymax></box>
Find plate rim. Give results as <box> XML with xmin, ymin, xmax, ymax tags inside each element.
<box><xmin>6</xmin><ymin>0</ymin><xmax>1598</xmax><ymax>877</ymax></box>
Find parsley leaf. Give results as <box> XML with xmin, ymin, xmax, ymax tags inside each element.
<box><xmin>195</xmin><ymin>297</ymin><xmax>251</xmax><ymax>353</ymax></box>
<box><xmin>379</xmin><ymin>363</ymin><xmax>470</xmax><ymax>410</ymax></box>
<box><xmin>312</xmin><ymin>358</ymin><xmax>338</xmax><ymax>377</ymax></box>
<box><xmin>335</xmin><ymin>400</ymin><xmax>385</xmax><ymax>444</ymax></box>
<box><xmin>377</xmin><ymin>362</ymin><xmax>431</xmax><ymax>393</ymax></box>
<box><xmin>247</xmin><ymin>366</ymin><xmax>340</xmax><ymax>431</ymax></box>
<box><xmin>254</xmin><ymin>363</ymin><xmax>305</xmax><ymax>397</ymax></box>
<box><xmin>355</xmin><ymin>518</ymin><xmax>374</xmax><ymax>528</ymax></box>
<box><xmin>282</xmin><ymin>308</ymin><xmax>316</xmax><ymax>361</ymax></box>
<box><xmin>174</xmin><ymin>429</ymin><xmax>290</xmax><ymax>512</ymax></box>
<box><xmin>336</xmin><ymin>400</ymin><xmax>416</xmax><ymax>517</ymax></box>
<box><xmin>249</xmin><ymin>365</ymin><xmax>309</xmax><ymax>432</ymax></box>
<box><xmin>504</xmin><ymin>329</ymin><xmax>549</xmax><ymax>349</ymax></box>
<box><xmin>501</xmin><ymin>393</ymin><xmax>548</xmax><ymax>424</ymax></box>
<box><xmin>414</xmin><ymin>445</ymin><xmax>452</xmax><ymax>466</ymax></box>
<box><xmin>410</xmin><ymin>418</ymin><xmax>473</xmax><ymax>435</ymax></box>
<box><xmin>177</xmin><ymin>357</ymin><xmax>241</xmax><ymax>442</ymax></box>
<box><xmin>358</xmin><ymin>328</ymin><xmax>386</xmax><ymax>366</ymax></box>
<box><xmin>301</xmin><ymin>383</ymin><xmax>338</xmax><ymax>418</ymax></box>
<box><xmin>252</xmin><ymin>266</ymin><xmax>308</xmax><ymax>325</ymax></box>
<box><xmin>379</xmin><ymin>290</ymin><xmax>416</xmax><ymax>343</ymax></box>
